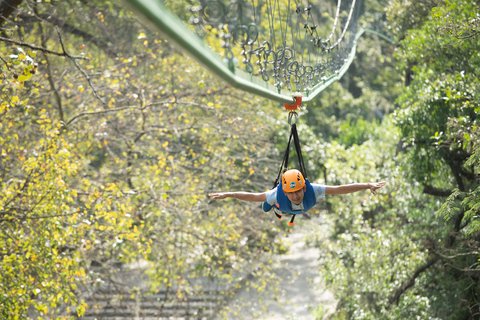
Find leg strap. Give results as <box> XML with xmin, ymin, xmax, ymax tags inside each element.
<box><xmin>289</xmin><ymin>215</ymin><xmax>295</xmax><ymax>226</ymax></box>
<box><xmin>274</xmin><ymin>210</ymin><xmax>282</xmax><ymax>220</ymax></box>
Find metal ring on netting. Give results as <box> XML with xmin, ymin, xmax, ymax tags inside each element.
<box><xmin>252</xmin><ymin>45</ymin><xmax>265</xmax><ymax>56</ymax></box>
<box><xmin>225</xmin><ymin>48</ymin><xmax>234</xmax><ymax>59</ymax></box>
<box><xmin>287</xmin><ymin>60</ymin><xmax>299</xmax><ymax>75</ymax></box>
<box><xmin>276</xmin><ymin>47</ymin><xmax>293</xmax><ymax>64</ymax></box>
<box><xmin>314</xmin><ymin>63</ymin><xmax>326</xmax><ymax>80</ymax></box>
<box><xmin>232</xmin><ymin>23</ymin><xmax>258</xmax><ymax>46</ymax></box>
<box><xmin>261</xmin><ymin>70</ymin><xmax>270</xmax><ymax>81</ymax></box>
<box><xmin>247</xmin><ymin>23</ymin><xmax>258</xmax><ymax>45</ymax></box>
<box><xmin>304</xmin><ymin>65</ymin><xmax>314</xmax><ymax>86</ymax></box>
<box><xmin>245</xmin><ymin>61</ymin><xmax>254</xmax><ymax>73</ymax></box>
<box><xmin>225</xmin><ymin>1</ymin><xmax>242</xmax><ymax>24</ymax></box>
<box><xmin>193</xmin><ymin>23</ymin><xmax>207</xmax><ymax>38</ymax></box>
<box><xmin>296</xmin><ymin>81</ymin><xmax>302</xmax><ymax>91</ymax></box>
<box><xmin>268</xmin><ymin>49</ymin><xmax>278</xmax><ymax>66</ymax></box>
<box><xmin>262</xmin><ymin>40</ymin><xmax>272</xmax><ymax>55</ymax></box>
<box><xmin>297</xmin><ymin>65</ymin><xmax>306</xmax><ymax>77</ymax></box>
<box><xmin>202</xmin><ymin>0</ymin><xmax>226</xmax><ymax>24</ymax></box>
<box><xmin>232</xmin><ymin>25</ymin><xmax>248</xmax><ymax>46</ymax></box>
<box><xmin>304</xmin><ymin>65</ymin><xmax>313</xmax><ymax>77</ymax></box>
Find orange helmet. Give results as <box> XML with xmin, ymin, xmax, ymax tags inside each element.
<box><xmin>282</xmin><ymin>169</ymin><xmax>305</xmax><ymax>192</ymax></box>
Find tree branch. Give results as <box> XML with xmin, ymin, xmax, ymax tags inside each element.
<box><xmin>448</xmin><ymin>160</ymin><xmax>466</xmax><ymax>192</ymax></box>
<box><xmin>388</xmin><ymin>204</ymin><xmax>468</xmax><ymax>306</ymax></box>
<box><xmin>0</xmin><ymin>211</ymin><xmax>79</xmax><ymax>222</ymax></box>
<box><xmin>444</xmin><ymin>263</ymin><xmax>480</xmax><ymax>273</ymax></box>
<box><xmin>434</xmin><ymin>250</ymin><xmax>480</xmax><ymax>260</ymax></box>
<box><xmin>0</xmin><ymin>36</ymin><xmax>88</xmax><ymax>59</ymax></box>
<box><xmin>54</xmin><ymin>27</ymin><xmax>106</xmax><ymax>105</ymax></box>
<box><xmin>17</xmin><ymin>12</ymin><xmax>117</xmax><ymax>58</ymax></box>
<box><xmin>66</xmin><ymin>105</ymin><xmax>144</xmax><ymax>127</ymax></box>
<box><xmin>387</xmin><ymin>255</ymin><xmax>440</xmax><ymax>306</ymax></box>
<box><xmin>423</xmin><ymin>184</ymin><xmax>452</xmax><ymax>197</ymax></box>
<box><xmin>2</xmin><ymin>21</ymin><xmax>107</xmax><ymax>106</ymax></box>
<box><xmin>1</xmin><ymin>19</ymin><xmax>109</xmax><ymax>105</ymax></box>
<box><xmin>38</xmin><ymin>22</ymin><xmax>64</xmax><ymax>122</ymax></box>
<box><xmin>446</xmin><ymin>207</ymin><xmax>466</xmax><ymax>248</ymax></box>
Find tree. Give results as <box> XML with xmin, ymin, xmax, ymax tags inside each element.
<box><xmin>392</xmin><ymin>0</ymin><xmax>480</xmax><ymax>315</ymax></box>
<box><xmin>313</xmin><ymin>0</ymin><xmax>480</xmax><ymax>319</ymax></box>
<box><xmin>1</xmin><ymin>0</ymin><xmax>288</xmax><ymax>318</ymax></box>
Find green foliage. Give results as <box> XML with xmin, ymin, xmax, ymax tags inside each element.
<box><xmin>1</xmin><ymin>51</ymin><xmax>91</xmax><ymax>318</ymax></box>
<box><xmin>338</xmin><ymin>117</ymin><xmax>380</xmax><ymax>148</ymax></box>
<box><xmin>393</xmin><ymin>0</ymin><xmax>479</xmax><ymax>226</ymax></box>
<box><xmin>1</xmin><ymin>0</ymin><xmax>479</xmax><ymax>319</ymax></box>
<box><xmin>0</xmin><ymin>1</ymin><xmax>287</xmax><ymax>318</ymax></box>
<box><xmin>313</xmin><ymin>0</ymin><xmax>480</xmax><ymax>319</ymax></box>
<box><xmin>385</xmin><ymin>0</ymin><xmax>441</xmax><ymax>40</ymax></box>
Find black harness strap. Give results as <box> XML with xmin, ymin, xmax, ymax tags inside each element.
<box><xmin>272</xmin><ymin>122</ymin><xmax>307</xmax><ymax>226</ymax></box>
<box><xmin>273</xmin><ymin>129</ymin><xmax>293</xmax><ymax>187</ymax></box>
<box><xmin>273</xmin><ymin>123</ymin><xmax>307</xmax><ymax>187</ymax></box>
<box><xmin>291</xmin><ymin>124</ymin><xmax>307</xmax><ymax>180</ymax></box>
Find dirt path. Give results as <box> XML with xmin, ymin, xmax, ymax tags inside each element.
<box><xmin>220</xmin><ymin>217</ymin><xmax>337</xmax><ymax>320</ymax></box>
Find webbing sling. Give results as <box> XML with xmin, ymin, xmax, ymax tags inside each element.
<box><xmin>272</xmin><ymin>123</ymin><xmax>307</xmax><ymax>226</ymax></box>
<box><xmin>274</xmin><ymin>124</ymin><xmax>307</xmax><ymax>185</ymax></box>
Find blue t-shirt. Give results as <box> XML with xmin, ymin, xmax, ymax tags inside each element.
<box><xmin>265</xmin><ymin>184</ymin><xmax>326</xmax><ymax>212</ymax></box>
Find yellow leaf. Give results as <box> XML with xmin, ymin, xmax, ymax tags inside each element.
<box><xmin>162</xmin><ymin>141</ymin><xmax>168</xmax><ymax>148</ymax></box>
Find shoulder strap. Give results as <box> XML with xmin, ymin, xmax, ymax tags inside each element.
<box><xmin>291</xmin><ymin>124</ymin><xmax>307</xmax><ymax>180</ymax></box>
<box><xmin>273</xmin><ymin>123</ymin><xmax>307</xmax><ymax>188</ymax></box>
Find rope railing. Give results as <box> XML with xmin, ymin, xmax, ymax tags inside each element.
<box><xmin>123</xmin><ymin>0</ymin><xmax>393</xmax><ymax>104</ymax></box>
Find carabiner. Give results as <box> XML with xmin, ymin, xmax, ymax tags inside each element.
<box><xmin>288</xmin><ymin>111</ymin><xmax>298</xmax><ymax>125</ymax></box>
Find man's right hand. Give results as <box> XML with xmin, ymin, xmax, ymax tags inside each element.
<box><xmin>209</xmin><ymin>193</ymin><xmax>230</xmax><ymax>199</ymax></box>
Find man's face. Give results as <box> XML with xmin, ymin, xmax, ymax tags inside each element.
<box><xmin>285</xmin><ymin>185</ymin><xmax>306</xmax><ymax>205</ymax></box>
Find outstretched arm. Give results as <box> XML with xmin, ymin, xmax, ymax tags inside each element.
<box><xmin>325</xmin><ymin>181</ymin><xmax>386</xmax><ymax>195</ymax></box>
<box><xmin>209</xmin><ymin>191</ymin><xmax>267</xmax><ymax>202</ymax></box>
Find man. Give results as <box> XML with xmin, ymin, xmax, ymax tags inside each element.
<box><xmin>209</xmin><ymin>169</ymin><xmax>386</xmax><ymax>217</ymax></box>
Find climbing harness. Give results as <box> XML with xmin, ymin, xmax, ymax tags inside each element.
<box><xmin>265</xmin><ymin>95</ymin><xmax>308</xmax><ymax>226</ymax></box>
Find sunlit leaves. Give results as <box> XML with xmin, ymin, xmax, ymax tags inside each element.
<box><xmin>317</xmin><ymin>0</ymin><xmax>480</xmax><ymax>318</ymax></box>
<box><xmin>1</xmin><ymin>1</ymin><xmax>287</xmax><ymax>318</ymax></box>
